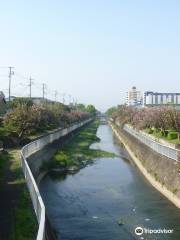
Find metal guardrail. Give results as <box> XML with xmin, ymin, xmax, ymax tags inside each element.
<box><xmin>21</xmin><ymin>119</ymin><xmax>92</xmax><ymax>240</ymax></box>
<box><xmin>123</xmin><ymin>124</ymin><xmax>180</xmax><ymax>162</ymax></box>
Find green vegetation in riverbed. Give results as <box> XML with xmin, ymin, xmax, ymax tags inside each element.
<box><xmin>117</xmin><ymin>218</ymin><xmax>125</xmax><ymax>226</ymax></box>
<box><xmin>49</xmin><ymin>121</ymin><xmax>116</xmax><ymax>169</ymax></box>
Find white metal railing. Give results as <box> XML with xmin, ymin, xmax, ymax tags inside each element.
<box><xmin>21</xmin><ymin>119</ymin><xmax>92</xmax><ymax>240</ymax></box>
<box><xmin>123</xmin><ymin>124</ymin><xmax>180</xmax><ymax>162</ymax></box>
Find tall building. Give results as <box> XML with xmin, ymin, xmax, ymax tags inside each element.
<box><xmin>143</xmin><ymin>91</ymin><xmax>180</xmax><ymax>107</ymax></box>
<box><xmin>126</xmin><ymin>86</ymin><xmax>142</xmax><ymax>106</ymax></box>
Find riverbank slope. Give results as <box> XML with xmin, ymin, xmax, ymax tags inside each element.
<box><xmin>109</xmin><ymin>121</ymin><xmax>180</xmax><ymax>208</ymax></box>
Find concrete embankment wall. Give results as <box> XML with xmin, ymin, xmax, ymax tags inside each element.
<box><xmin>21</xmin><ymin>119</ymin><xmax>92</xmax><ymax>240</ymax></box>
<box><xmin>28</xmin><ymin>132</ymin><xmax>71</xmax><ymax>181</ymax></box>
<box><xmin>27</xmin><ymin>120</ymin><xmax>91</xmax><ymax>180</ymax></box>
<box><xmin>110</xmin><ymin>121</ymin><xmax>180</xmax><ymax>208</ymax></box>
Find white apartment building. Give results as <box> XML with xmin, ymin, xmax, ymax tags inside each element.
<box><xmin>126</xmin><ymin>86</ymin><xmax>142</xmax><ymax>106</ymax></box>
<box><xmin>143</xmin><ymin>91</ymin><xmax>180</xmax><ymax>106</ymax></box>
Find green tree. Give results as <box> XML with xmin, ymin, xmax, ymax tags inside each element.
<box><xmin>4</xmin><ymin>105</ymin><xmax>40</xmax><ymax>138</ymax></box>
<box><xmin>86</xmin><ymin>105</ymin><xmax>96</xmax><ymax>115</ymax></box>
<box><xmin>76</xmin><ymin>104</ymin><xmax>86</xmax><ymax>112</ymax></box>
<box><xmin>106</xmin><ymin>106</ymin><xmax>118</xmax><ymax>116</ymax></box>
<box><xmin>10</xmin><ymin>98</ymin><xmax>33</xmax><ymax>109</ymax></box>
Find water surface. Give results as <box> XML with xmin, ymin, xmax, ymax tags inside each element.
<box><xmin>40</xmin><ymin>125</ymin><xmax>180</xmax><ymax>240</ymax></box>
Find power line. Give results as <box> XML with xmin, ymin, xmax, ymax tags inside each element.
<box><xmin>1</xmin><ymin>67</ymin><xmax>79</xmax><ymax>106</ymax></box>
<box><xmin>13</xmin><ymin>86</ymin><xmax>29</xmax><ymax>97</ymax></box>
<box><xmin>15</xmin><ymin>72</ymin><xmax>28</xmax><ymax>80</ymax></box>
<box><xmin>0</xmin><ymin>75</ymin><xmax>8</xmax><ymax>77</ymax></box>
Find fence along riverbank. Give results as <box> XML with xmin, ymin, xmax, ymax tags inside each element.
<box><xmin>21</xmin><ymin>119</ymin><xmax>92</xmax><ymax>240</ymax></box>
<box><xmin>123</xmin><ymin>124</ymin><xmax>180</xmax><ymax>162</ymax></box>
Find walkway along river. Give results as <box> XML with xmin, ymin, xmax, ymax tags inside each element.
<box><xmin>39</xmin><ymin>124</ymin><xmax>180</xmax><ymax>240</ymax></box>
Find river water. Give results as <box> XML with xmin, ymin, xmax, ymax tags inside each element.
<box><xmin>39</xmin><ymin>124</ymin><xmax>180</xmax><ymax>240</ymax></box>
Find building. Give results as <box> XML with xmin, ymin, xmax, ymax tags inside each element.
<box><xmin>126</xmin><ymin>86</ymin><xmax>142</xmax><ymax>106</ymax></box>
<box><xmin>6</xmin><ymin>96</ymin><xmax>63</xmax><ymax>107</ymax></box>
<box><xmin>0</xmin><ymin>91</ymin><xmax>6</xmax><ymax>115</ymax></box>
<box><xmin>143</xmin><ymin>91</ymin><xmax>180</xmax><ymax>107</ymax></box>
<box><xmin>31</xmin><ymin>97</ymin><xmax>49</xmax><ymax>105</ymax></box>
<box><xmin>5</xmin><ymin>96</ymin><xmax>16</xmax><ymax>102</ymax></box>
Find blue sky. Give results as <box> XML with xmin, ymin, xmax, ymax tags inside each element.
<box><xmin>0</xmin><ymin>0</ymin><xmax>180</xmax><ymax>111</ymax></box>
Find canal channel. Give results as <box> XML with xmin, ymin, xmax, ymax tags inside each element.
<box><xmin>39</xmin><ymin>124</ymin><xmax>180</xmax><ymax>240</ymax></box>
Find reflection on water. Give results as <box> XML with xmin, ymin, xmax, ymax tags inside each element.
<box><xmin>40</xmin><ymin>124</ymin><xmax>180</xmax><ymax>240</ymax></box>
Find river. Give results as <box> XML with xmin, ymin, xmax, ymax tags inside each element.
<box><xmin>39</xmin><ymin>124</ymin><xmax>180</xmax><ymax>240</ymax></box>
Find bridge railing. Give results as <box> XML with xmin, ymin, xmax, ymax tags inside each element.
<box><xmin>123</xmin><ymin>124</ymin><xmax>180</xmax><ymax>162</ymax></box>
<box><xmin>21</xmin><ymin>119</ymin><xmax>92</xmax><ymax>240</ymax></box>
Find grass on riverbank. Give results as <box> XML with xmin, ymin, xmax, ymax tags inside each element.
<box><xmin>144</xmin><ymin>128</ymin><xmax>180</xmax><ymax>145</ymax></box>
<box><xmin>8</xmin><ymin>149</ymin><xmax>37</xmax><ymax>240</ymax></box>
<box><xmin>0</xmin><ymin>119</ymin><xmax>64</xmax><ymax>239</ymax></box>
<box><xmin>13</xmin><ymin>189</ymin><xmax>38</xmax><ymax>240</ymax></box>
<box><xmin>49</xmin><ymin>121</ymin><xmax>116</xmax><ymax>170</ymax></box>
<box><xmin>0</xmin><ymin>152</ymin><xmax>10</xmax><ymax>182</ymax></box>
<box><xmin>0</xmin><ymin>149</ymin><xmax>37</xmax><ymax>240</ymax></box>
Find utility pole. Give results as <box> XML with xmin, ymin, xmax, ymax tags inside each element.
<box><xmin>68</xmin><ymin>94</ymin><xmax>71</xmax><ymax>105</ymax></box>
<box><xmin>75</xmin><ymin>98</ymin><xmax>78</xmax><ymax>109</ymax></box>
<box><xmin>62</xmin><ymin>93</ymin><xmax>66</xmax><ymax>104</ymax></box>
<box><xmin>54</xmin><ymin>90</ymin><xmax>58</xmax><ymax>102</ymax></box>
<box><xmin>8</xmin><ymin>66</ymin><xmax>14</xmax><ymax>102</ymax></box>
<box><xmin>42</xmin><ymin>83</ymin><xmax>45</xmax><ymax>100</ymax></box>
<box><xmin>29</xmin><ymin>77</ymin><xmax>33</xmax><ymax>98</ymax></box>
